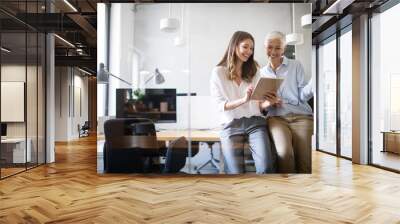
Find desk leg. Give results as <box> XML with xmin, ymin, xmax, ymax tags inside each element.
<box><xmin>218</xmin><ymin>142</ymin><xmax>225</xmax><ymax>174</ymax></box>
<box><xmin>195</xmin><ymin>142</ymin><xmax>222</xmax><ymax>174</ymax></box>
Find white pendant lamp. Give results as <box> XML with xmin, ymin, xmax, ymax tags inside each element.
<box><xmin>301</xmin><ymin>13</ymin><xmax>312</xmax><ymax>29</ymax></box>
<box><xmin>286</xmin><ymin>3</ymin><xmax>303</xmax><ymax>45</ymax></box>
<box><xmin>286</xmin><ymin>33</ymin><xmax>304</xmax><ymax>45</ymax></box>
<box><xmin>160</xmin><ymin>4</ymin><xmax>179</xmax><ymax>32</ymax></box>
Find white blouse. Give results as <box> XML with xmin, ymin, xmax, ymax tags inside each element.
<box><xmin>210</xmin><ymin>66</ymin><xmax>263</xmax><ymax>125</ymax></box>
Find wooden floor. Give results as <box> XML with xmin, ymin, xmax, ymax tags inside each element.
<box><xmin>1</xmin><ymin>136</ymin><xmax>400</xmax><ymax>223</ymax></box>
<box><xmin>1</xmin><ymin>167</ymin><xmax>26</xmax><ymax>178</ymax></box>
<box><xmin>372</xmin><ymin>150</ymin><xmax>400</xmax><ymax>171</ymax></box>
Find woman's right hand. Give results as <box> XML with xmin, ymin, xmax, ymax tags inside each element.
<box><xmin>242</xmin><ymin>86</ymin><xmax>254</xmax><ymax>103</ymax></box>
<box><xmin>260</xmin><ymin>92</ymin><xmax>282</xmax><ymax>109</ymax></box>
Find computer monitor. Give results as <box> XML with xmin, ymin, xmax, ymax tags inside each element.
<box><xmin>1</xmin><ymin>123</ymin><xmax>7</xmax><ymax>137</ymax></box>
<box><xmin>116</xmin><ymin>88</ymin><xmax>177</xmax><ymax>123</ymax></box>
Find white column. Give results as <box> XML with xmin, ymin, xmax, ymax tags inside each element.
<box><xmin>46</xmin><ymin>33</ymin><xmax>55</xmax><ymax>163</ymax></box>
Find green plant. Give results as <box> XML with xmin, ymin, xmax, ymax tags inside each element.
<box><xmin>133</xmin><ymin>89</ymin><xmax>145</xmax><ymax>101</ymax></box>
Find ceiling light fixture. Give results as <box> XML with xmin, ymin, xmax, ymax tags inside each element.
<box><xmin>1</xmin><ymin>47</ymin><xmax>11</xmax><ymax>53</ymax></box>
<box><xmin>63</xmin><ymin>0</ymin><xmax>78</xmax><ymax>12</ymax></box>
<box><xmin>54</xmin><ymin>34</ymin><xmax>75</xmax><ymax>48</ymax></box>
<box><xmin>286</xmin><ymin>3</ymin><xmax>303</xmax><ymax>45</ymax></box>
<box><xmin>301</xmin><ymin>13</ymin><xmax>312</xmax><ymax>29</ymax></box>
<box><xmin>160</xmin><ymin>3</ymin><xmax>179</xmax><ymax>32</ymax></box>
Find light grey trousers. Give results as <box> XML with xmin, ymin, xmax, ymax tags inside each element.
<box><xmin>220</xmin><ymin>116</ymin><xmax>276</xmax><ymax>174</ymax></box>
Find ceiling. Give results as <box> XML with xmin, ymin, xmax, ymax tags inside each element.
<box><xmin>0</xmin><ymin>0</ymin><xmax>392</xmax><ymax>75</ymax></box>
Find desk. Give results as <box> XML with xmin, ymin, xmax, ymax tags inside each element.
<box><xmin>157</xmin><ymin>130</ymin><xmax>222</xmax><ymax>173</ymax></box>
<box><xmin>382</xmin><ymin>131</ymin><xmax>400</xmax><ymax>154</ymax></box>
<box><xmin>1</xmin><ymin>138</ymin><xmax>31</xmax><ymax>163</ymax></box>
<box><xmin>98</xmin><ymin>130</ymin><xmax>220</xmax><ymax>144</ymax></box>
<box><xmin>98</xmin><ymin>130</ymin><xmax>222</xmax><ymax>173</ymax></box>
<box><xmin>156</xmin><ymin>130</ymin><xmax>220</xmax><ymax>142</ymax></box>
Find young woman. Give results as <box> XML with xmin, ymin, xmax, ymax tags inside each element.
<box><xmin>210</xmin><ymin>31</ymin><xmax>277</xmax><ymax>174</ymax></box>
<box><xmin>261</xmin><ymin>31</ymin><xmax>313</xmax><ymax>173</ymax></box>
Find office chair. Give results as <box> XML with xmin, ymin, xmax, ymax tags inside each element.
<box><xmin>78</xmin><ymin>121</ymin><xmax>90</xmax><ymax>138</ymax></box>
<box><xmin>162</xmin><ymin>136</ymin><xmax>199</xmax><ymax>173</ymax></box>
<box><xmin>103</xmin><ymin>118</ymin><xmax>160</xmax><ymax>173</ymax></box>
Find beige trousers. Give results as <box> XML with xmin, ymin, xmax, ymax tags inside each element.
<box><xmin>267</xmin><ymin>115</ymin><xmax>313</xmax><ymax>173</ymax></box>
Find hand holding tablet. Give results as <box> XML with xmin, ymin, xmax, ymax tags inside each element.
<box><xmin>250</xmin><ymin>77</ymin><xmax>284</xmax><ymax>100</ymax></box>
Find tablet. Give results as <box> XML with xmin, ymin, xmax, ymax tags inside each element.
<box><xmin>250</xmin><ymin>77</ymin><xmax>284</xmax><ymax>100</ymax></box>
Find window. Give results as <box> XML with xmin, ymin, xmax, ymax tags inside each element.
<box><xmin>317</xmin><ymin>37</ymin><xmax>337</xmax><ymax>154</ymax></box>
<box><xmin>339</xmin><ymin>29</ymin><xmax>352</xmax><ymax>158</ymax></box>
<box><xmin>370</xmin><ymin>3</ymin><xmax>400</xmax><ymax>171</ymax></box>
<box><xmin>0</xmin><ymin>1</ymin><xmax>46</xmax><ymax>179</ymax></box>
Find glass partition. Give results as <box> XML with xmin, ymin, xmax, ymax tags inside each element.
<box><xmin>27</xmin><ymin>31</ymin><xmax>38</xmax><ymax>169</ymax></box>
<box><xmin>0</xmin><ymin>1</ymin><xmax>46</xmax><ymax>179</ymax></box>
<box><xmin>37</xmin><ymin>32</ymin><xmax>46</xmax><ymax>165</ymax></box>
<box><xmin>1</xmin><ymin>31</ymin><xmax>28</xmax><ymax>177</ymax></box>
<box><xmin>97</xmin><ymin>3</ymin><xmax>312</xmax><ymax>174</ymax></box>
<box><xmin>339</xmin><ymin>29</ymin><xmax>352</xmax><ymax>158</ymax></box>
<box><xmin>317</xmin><ymin>37</ymin><xmax>337</xmax><ymax>154</ymax></box>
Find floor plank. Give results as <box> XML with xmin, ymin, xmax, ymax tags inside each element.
<box><xmin>0</xmin><ymin>136</ymin><xmax>399</xmax><ymax>223</ymax></box>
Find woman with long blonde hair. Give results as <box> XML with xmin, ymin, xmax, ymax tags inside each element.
<box><xmin>210</xmin><ymin>31</ymin><xmax>277</xmax><ymax>174</ymax></box>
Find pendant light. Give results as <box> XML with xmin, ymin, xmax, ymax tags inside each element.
<box><xmin>160</xmin><ymin>3</ymin><xmax>179</xmax><ymax>32</ymax></box>
<box><xmin>301</xmin><ymin>13</ymin><xmax>312</xmax><ymax>29</ymax></box>
<box><xmin>286</xmin><ymin>3</ymin><xmax>303</xmax><ymax>45</ymax></box>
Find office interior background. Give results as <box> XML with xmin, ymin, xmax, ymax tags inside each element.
<box><xmin>0</xmin><ymin>0</ymin><xmax>400</xmax><ymax>222</ymax></box>
<box><xmin>1</xmin><ymin>0</ymin><xmax>399</xmax><ymax>177</ymax></box>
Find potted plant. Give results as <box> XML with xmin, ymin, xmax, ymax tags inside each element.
<box><xmin>132</xmin><ymin>89</ymin><xmax>146</xmax><ymax>111</ymax></box>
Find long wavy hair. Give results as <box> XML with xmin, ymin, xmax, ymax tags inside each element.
<box><xmin>217</xmin><ymin>31</ymin><xmax>258</xmax><ymax>82</ymax></box>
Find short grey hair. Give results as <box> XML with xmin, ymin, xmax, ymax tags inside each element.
<box><xmin>264</xmin><ymin>31</ymin><xmax>286</xmax><ymax>47</ymax></box>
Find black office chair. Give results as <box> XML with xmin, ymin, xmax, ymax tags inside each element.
<box><xmin>103</xmin><ymin>118</ymin><xmax>160</xmax><ymax>173</ymax></box>
<box><xmin>79</xmin><ymin>121</ymin><xmax>90</xmax><ymax>138</ymax></box>
<box><xmin>308</xmin><ymin>97</ymin><xmax>314</xmax><ymax>112</ymax></box>
<box><xmin>103</xmin><ymin>118</ymin><xmax>196</xmax><ymax>173</ymax></box>
<box><xmin>163</xmin><ymin>137</ymin><xmax>192</xmax><ymax>173</ymax></box>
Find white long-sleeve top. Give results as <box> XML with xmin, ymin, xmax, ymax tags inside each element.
<box><xmin>210</xmin><ymin>66</ymin><xmax>263</xmax><ymax>125</ymax></box>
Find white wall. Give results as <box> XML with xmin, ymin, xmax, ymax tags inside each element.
<box><xmin>55</xmin><ymin>67</ymin><xmax>69</xmax><ymax>141</ymax></box>
<box><xmin>103</xmin><ymin>3</ymin><xmax>312</xmax><ymax>130</ymax></box>
<box><xmin>1</xmin><ymin>65</ymin><xmax>35</xmax><ymax>137</ymax></box>
<box><xmin>108</xmin><ymin>3</ymin><xmax>136</xmax><ymax>116</ymax></box>
<box><xmin>134</xmin><ymin>3</ymin><xmax>311</xmax><ymax>94</ymax></box>
<box><xmin>1</xmin><ymin>63</ymin><xmax>46</xmax><ymax>163</ymax></box>
<box><xmin>135</xmin><ymin>3</ymin><xmax>311</xmax><ymax>129</ymax></box>
<box><xmin>294</xmin><ymin>4</ymin><xmax>312</xmax><ymax>80</ymax></box>
<box><xmin>55</xmin><ymin>67</ymin><xmax>89</xmax><ymax>141</ymax></box>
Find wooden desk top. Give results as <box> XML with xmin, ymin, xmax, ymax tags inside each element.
<box><xmin>1</xmin><ymin>138</ymin><xmax>29</xmax><ymax>143</ymax></box>
<box><xmin>156</xmin><ymin>130</ymin><xmax>220</xmax><ymax>142</ymax></box>
<box><xmin>97</xmin><ymin>130</ymin><xmax>220</xmax><ymax>142</ymax></box>
<box><xmin>381</xmin><ymin>131</ymin><xmax>400</xmax><ymax>134</ymax></box>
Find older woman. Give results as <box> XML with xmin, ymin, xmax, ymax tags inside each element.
<box><xmin>260</xmin><ymin>31</ymin><xmax>313</xmax><ymax>173</ymax></box>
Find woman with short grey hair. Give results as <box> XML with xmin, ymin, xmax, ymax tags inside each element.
<box><xmin>260</xmin><ymin>31</ymin><xmax>314</xmax><ymax>173</ymax></box>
